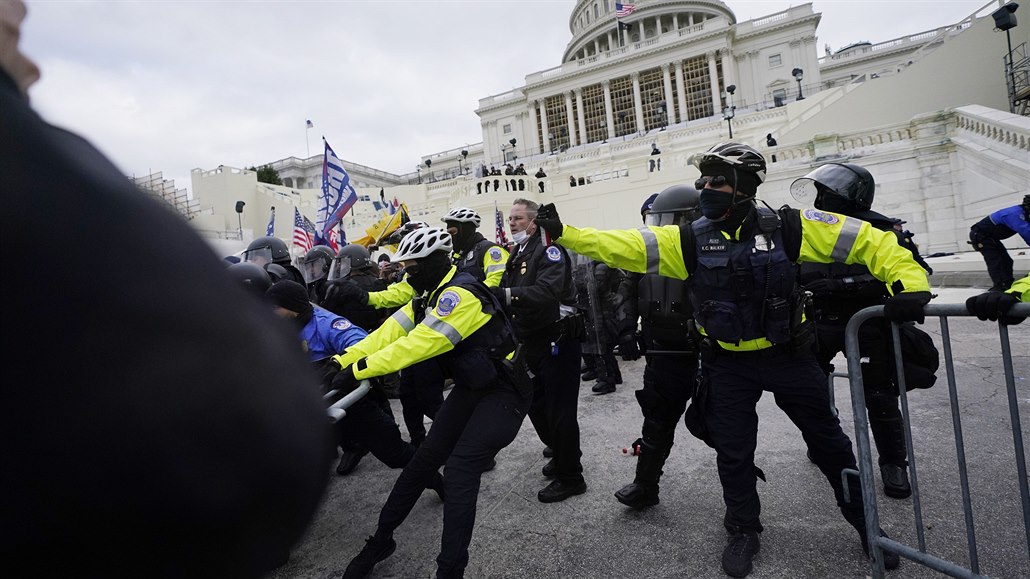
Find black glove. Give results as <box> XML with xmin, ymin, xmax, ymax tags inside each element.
<box><xmin>534</xmin><ymin>203</ymin><xmax>564</xmax><ymax>240</ymax></box>
<box><xmin>330</xmin><ymin>364</ymin><xmax>359</xmax><ymax>394</ymax></box>
<box><xmin>883</xmin><ymin>291</ymin><xmax>932</xmax><ymax>324</ymax></box>
<box><xmin>803</xmin><ymin>278</ymin><xmax>845</xmax><ymax>296</ymax></box>
<box><xmin>966</xmin><ymin>291</ymin><xmax>1023</xmax><ymax>325</ymax></box>
<box><xmin>618</xmin><ymin>333</ymin><xmax>641</xmax><ymax>361</ymax></box>
<box><xmin>326</xmin><ymin>280</ymin><xmax>368</xmax><ymax>306</ymax></box>
<box><xmin>489</xmin><ymin>286</ymin><xmax>508</xmax><ymax>306</ymax></box>
<box><xmin>320</xmin><ymin>358</ymin><xmax>344</xmax><ymax>390</ymax></box>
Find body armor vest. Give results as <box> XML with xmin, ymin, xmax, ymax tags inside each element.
<box><xmin>689</xmin><ymin>208</ymin><xmax>801</xmax><ymax>345</ymax></box>
<box><xmin>638</xmin><ymin>273</ymin><xmax>694</xmax><ymax>344</ymax></box>
<box><xmin>453</xmin><ymin>235</ymin><xmax>496</xmax><ymax>282</ymax></box>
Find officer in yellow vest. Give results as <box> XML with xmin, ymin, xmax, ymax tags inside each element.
<box><xmin>326</xmin><ymin>227</ymin><xmax>528</xmax><ymax>579</ymax></box>
<box><xmin>533</xmin><ymin>142</ymin><xmax>928</xmax><ymax>577</ymax></box>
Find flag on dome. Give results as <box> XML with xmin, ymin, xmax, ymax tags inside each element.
<box><xmin>293</xmin><ymin>207</ymin><xmax>313</xmax><ymax>253</ymax></box>
<box><xmin>494</xmin><ymin>202</ymin><xmax>510</xmax><ymax>246</ymax></box>
<box><xmin>616</xmin><ymin>2</ymin><xmax>635</xmax><ymax>17</ymax></box>
<box><xmin>318</xmin><ymin>138</ymin><xmax>358</xmax><ymax>242</ymax></box>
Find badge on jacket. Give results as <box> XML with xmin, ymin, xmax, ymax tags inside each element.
<box><xmin>436</xmin><ymin>290</ymin><xmax>461</xmax><ymax>317</ymax></box>
<box><xmin>332</xmin><ymin>319</ymin><xmax>353</xmax><ymax>330</ymax></box>
<box><xmin>802</xmin><ymin>209</ymin><xmax>839</xmax><ymax>225</ymax></box>
<box><xmin>545</xmin><ymin>246</ymin><xmax>562</xmax><ymax>262</ymax></box>
<box><xmin>489</xmin><ymin>248</ymin><xmax>502</xmax><ymax>261</ymax></box>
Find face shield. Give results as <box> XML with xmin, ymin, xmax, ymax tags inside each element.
<box><xmin>645</xmin><ymin>210</ymin><xmax>700</xmax><ymax>227</ymax></box>
<box><xmin>302</xmin><ymin>257</ymin><xmax>328</xmax><ymax>284</ymax></box>
<box><xmin>242</xmin><ymin>246</ymin><xmax>274</xmax><ymax>267</ymax></box>
<box><xmin>791</xmin><ymin>164</ymin><xmax>865</xmax><ymax>206</ymax></box>
<box><xmin>327</xmin><ymin>256</ymin><xmax>353</xmax><ymax>282</ymax></box>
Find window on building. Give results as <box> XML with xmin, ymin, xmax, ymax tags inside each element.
<box><xmin>604</xmin><ymin>0</ymin><xmax>609</xmax><ymax>12</ymax></box>
<box><xmin>503</xmin><ymin>123</ymin><xmax>512</xmax><ymax>134</ymax></box>
<box><xmin>772</xmin><ymin>88</ymin><xmax>787</xmax><ymax>107</ymax></box>
<box><xmin>768</xmin><ymin>54</ymin><xmax>782</xmax><ymax>67</ymax></box>
<box><xmin>594</xmin><ymin>4</ymin><xmax>599</xmax><ymax>19</ymax></box>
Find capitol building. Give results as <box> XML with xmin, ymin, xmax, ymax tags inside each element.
<box><xmin>138</xmin><ymin>0</ymin><xmax>1028</xmax><ymax>263</ymax></box>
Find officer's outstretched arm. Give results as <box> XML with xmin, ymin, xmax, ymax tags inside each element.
<box><xmin>481</xmin><ymin>245</ymin><xmax>509</xmax><ymax>288</ymax></box>
<box><xmin>333</xmin><ymin>305</ymin><xmax>416</xmax><ymax>368</ymax></box>
<box><xmin>367</xmin><ymin>278</ymin><xmax>416</xmax><ymax>309</ymax></box>
<box><xmin>1010</xmin><ymin>274</ymin><xmax>1030</xmax><ymax>302</ymax></box>
<box><xmin>557</xmin><ymin>224</ymin><xmax>688</xmax><ymax>280</ymax></box>
<box><xmin>352</xmin><ymin>287</ymin><xmax>492</xmax><ymax>380</ymax></box>
<box><xmin>797</xmin><ymin>212</ymin><xmax>929</xmax><ymax>294</ymax></box>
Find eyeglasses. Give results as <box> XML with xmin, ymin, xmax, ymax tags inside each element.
<box><xmin>695</xmin><ymin>175</ymin><xmax>728</xmax><ymax>190</ymax></box>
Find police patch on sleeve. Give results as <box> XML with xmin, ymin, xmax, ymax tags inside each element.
<box><xmin>545</xmin><ymin>246</ymin><xmax>562</xmax><ymax>262</ymax></box>
<box><xmin>489</xmin><ymin>247</ymin><xmax>502</xmax><ymax>261</ymax></box>
<box><xmin>802</xmin><ymin>209</ymin><xmax>840</xmax><ymax>225</ymax></box>
<box><xmin>436</xmin><ymin>290</ymin><xmax>461</xmax><ymax>317</ymax></box>
<box><xmin>332</xmin><ymin>319</ymin><xmax>353</xmax><ymax>331</ymax></box>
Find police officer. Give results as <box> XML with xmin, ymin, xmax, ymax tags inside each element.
<box><xmin>327</xmin><ymin>227</ymin><xmax>529</xmax><ymax>579</ymax></box>
<box><xmin>264</xmin><ymin>280</ymin><xmax>444</xmax><ymax>499</ymax></box>
<box><xmin>300</xmin><ymin>245</ymin><xmax>335</xmax><ymax>305</ymax></box>
<box><xmin>242</xmin><ymin>235</ymin><xmax>305</xmax><ymax>285</ymax></box>
<box><xmin>614</xmin><ymin>185</ymin><xmax>703</xmax><ymax>509</ymax></box>
<box><xmin>321</xmin><ymin>243</ymin><xmax>392</xmax><ymax>475</ymax></box>
<box><xmin>494</xmin><ymin>198</ymin><xmax>587</xmax><ymax>503</ymax></box>
<box><xmin>226</xmin><ymin>261</ymin><xmax>272</xmax><ymax>299</ymax></box>
<box><xmin>793</xmin><ymin>162</ymin><xmax>931</xmax><ymax>500</ymax></box>
<box><xmin>534</xmin><ymin>142</ymin><xmax>928</xmax><ymax>576</ymax></box>
<box><xmin>968</xmin><ymin>195</ymin><xmax>1030</xmax><ymax>291</ymax></box>
<box><xmin>588</xmin><ymin>261</ymin><xmax>633</xmax><ymax>394</ymax></box>
<box><xmin>442</xmin><ymin>207</ymin><xmax>509</xmax><ymax>286</ymax></box>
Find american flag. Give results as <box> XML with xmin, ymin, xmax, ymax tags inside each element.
<box><xmin>616</xmin><ymin>2</ymin><xmax>636</xmax><ymax>17</ymax></box>
<box><xmin>293</xmin><ymin>207</ymin><xmax>313</xmax><ymax>253</ymax></box>
<box><xmin>494</xmin><ymin>202</ymin><xmax>510</xmax><ymax>246</ymax></box>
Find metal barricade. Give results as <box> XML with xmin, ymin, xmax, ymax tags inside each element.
<box><xmin>325</xmin><ymin>380</ymin><xmax>372</xmax><ymax>423</ymax></box>
<box><xmin>844</xmin><ymin>303</ymin><xmax>1030</xmax><ymax>578</ymax></box>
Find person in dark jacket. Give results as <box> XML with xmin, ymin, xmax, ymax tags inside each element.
<box><xmin>1</xmin><ymin>4</ymin><xmax>330</xmax><ymax>574</ymax></box>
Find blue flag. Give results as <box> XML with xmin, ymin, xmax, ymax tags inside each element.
<box><xmin>265</xmin><ymin>206</ymin><xmax>275</xmax><ymax>236</ymax></box>
<box><xmin>318</xmin><ymin>139</ymin><xmax>358</xmax><ymax>240</ymax></box>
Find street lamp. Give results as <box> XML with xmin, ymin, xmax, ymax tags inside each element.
<box><xmin>723</xmin><ymin>84</ymin><xmax>736</xmax><ymax>139</ymax></box>
<box><xmin>457</xmin><ymin>149</ymin><xmax>468</xmax><ymax>176</ymax></box>
<box><xmin>234</xmin><ymin>200</ymin><xmax>245</xmax><ymax>239</ymax></box>
<box><xmin>658</xmin><ymin>100</ymin><xmax>668</xmax><ymax>131</ymax></box>
<box><xmin>416</xmin><ymin>164</ymin><xmax>422</xmax><ymax>184</ymax></box>
<box><xmin>792</xmin><ymin>68</ymin><xmax>805</xmax><ymax>100</ymax></box>
<box><xmin>424</xmin><ymin>158</ymin><xmax>432</xmax><ymax>183</ymax></box>
<box><xmin>992</xmin><ymin>2</ymin><xmax>1020</xmax><ymax>112</ymax></box>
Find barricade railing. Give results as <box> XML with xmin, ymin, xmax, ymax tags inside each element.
<box><xmin>844</xmin><ymin>303</ymin><xmax>1030</xmax><ymax>578</ymax></box>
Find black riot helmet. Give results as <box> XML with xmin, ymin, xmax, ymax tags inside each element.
<box><xmin>227</xmin><ymin>262</ymin><xmax>271</xmax><ymax>297</ymax></box>
<box><xmin>301</xmin><ymin>245</ymin><xmax>335</xmax><ymax>284</ymax></box>
<box><xmin>791</xmin><ymin>163</ymin><xmax>875</xmax><ymax>212</ymax></box>
<box><xmin>328</xmin><ymin>244</ymin><xmax>372</xmax><ymax>282</ymax></box>
<box><xmin>645</xmin><ymin>185</ymin><xmax>702</xmax><ymax>227</ymax></box>
<box><xmin>242</xmin><ymin>236</ymin><xmax>291</xmax><ymax>267</ymax></box>
<box><xmin>264</xmin><ymin>263</ymin><xmax>289</xmax><ymax>283</ymax></box>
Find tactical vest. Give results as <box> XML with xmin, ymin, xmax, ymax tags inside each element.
<box><xmin>453</xmin><ymin>236</ymin><xmax>496</xmax><ymax>282</ymax></box>
<box><xmin>638</xmin><ymin>273</ymin><xmax>694</xmax><ymax>343</ymax></box>
<box><xmin>337</xmin><ymin>271</ymin><xmax>387</xmax><ymax>332</ymax></box>
<box><xmin>414</xmin><ymin>272</ymin><xmax>517</xmax><ymax>390</ymax></box>
<box><xmin>688</xmin><ymin>208</ymin><xmax>801</xmax><ymax>345</ymax></box>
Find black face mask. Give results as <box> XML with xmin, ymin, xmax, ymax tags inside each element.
<box><xmin>699</xmin><ymin>188</ymin><xmax>735</xmax><ymax>221</ymax></box>
<box><xmin>407</xmin><ymin>251</ymin><xmax>452</xmax><ymax>294</ymax></box>
<box><xmin>816</xmin><ymin>193</ymin><xmax>853</xmax><ymax>214</ymax></box>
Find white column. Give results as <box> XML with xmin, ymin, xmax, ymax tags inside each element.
<box><xmin>564</xmin><ymin>91</ymin><xmax>577</xmax><ymax>146</ymax></box>
<box><xmin>672</xmin><ymin>13</ymin><xmax>679</xmax><ymax>31</ymax></box>
<box><xmin>707</xmin><ymin>51</ymin><xmax>721</xmax><ymax>116</ymax></box>
<box><xmin>575</xmin><ymin>88</ymin><xmax>588</xmax><ymax>146</ymax></box>
<box><xmin>603</xmin><ymin>79</ymin><xmax>615</xmax><ymax>139</ymax></box>
<box><xmin>528</xmin><ymin>103</ymin><xmax>539</xmax><ymax>154</ymax></box>
<box><xmin>632</xmin><ymin>72</ymin><xmax>644</xmax><ymax>133</ymax></box>
<box><xmin>748</xmin><ymin>50</ymin><xmax>760</xmax><ymax>104</ymax></box>
<box><xmin>539</xmin><ymin>99</ymin><xmax>551</xmax><ymax>153</ymax></box>
<box><xmin>720</xmin><ymin>48</ymin><xmax>733</xmax><ymax>92</ymax></box>
<box><xmin>675</xmin><ymin>59</ymin><xmax>687</xmax><ymax>123</ymax></box>
<box><xmin>661</xmin><ymin>63</ymin><xmax>674</xmax><ymax>126</ymax></box>
<box><xmin>688</xmin><ymin>13</ymin><xmax>694</xmax><ymax>26</ymax></box>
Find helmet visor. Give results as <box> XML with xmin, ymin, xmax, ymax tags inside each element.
<box><xmin>792</xmin><ymin>164</ymin><xmax>866</xmax><ymax>206</ymax></box>
<box><xmin>302</xmin><ymin>259</ymin><xmax>328</xmax><ymax>284</ymax></box>
<box><xmin>645</xmin><ymin>212</ymin><xmax>677</xmax><ymax>227</ymax></box>
<box><xmin>789</xmin><ymin>178</ymin><xmax>819</xmax><ymax>205</ymax></box>
<box><xmin>242</xmin><ymin>246</ymin><xmax>274</xmax><ymax>267</ymax></box>
<box><xmin>327</xmin><ymin>256</ymin><xmax>352</xmax><ymax>282</ymax></box>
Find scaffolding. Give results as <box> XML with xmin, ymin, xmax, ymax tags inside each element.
<box><xmin>130</xmin><ymin>172</ymin><xmax>201</xmax><ymax>219</ymax></box>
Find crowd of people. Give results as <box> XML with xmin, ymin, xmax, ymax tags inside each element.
<box><xmin>6</xmin><ymin>1</ymin><xmax>1028</xmax><ymax>574</ymax></box>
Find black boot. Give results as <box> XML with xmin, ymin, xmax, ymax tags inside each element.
<box><xmin>337</xmin><ymin>447</ymin><xmax>369</xmax><ymax>476</ymax></box>
<box><xmin>614</xmin><ymin>438</ymin><xmax>665</xmax><ymax>509</ymax></box>
<box><xmin>870</xmin><ymin>417</ymin><xmax>911</xmax><ymax>499</ymax></box>
<box><xmin>842</xmin><ymin>508</ymin><xmax>900</xmax><ymax>570</ymax></box>
<box><xmin>426</xmin><ymin>470</ymin><xmax>446</xmax><ymax>501</ymax></box>
<box><xmin>343</xmin><ymin>534</ymin><xmax>396</xmax><ymax>579</ymax></box>
<box><xmin>721</xmin><ymin>528</ymin><xmax>760</xmax><ymax>578</ymax></box>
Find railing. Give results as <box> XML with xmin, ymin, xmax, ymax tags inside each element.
<box><xmin>954</xmin><ymin>105</ymin><xmax>1030</xmax><ymax>151</ymax></box>
<box><xmin>845</xmin><ymin>303</ymin><xmax>1030</xmax><ymax>578</ymax></box>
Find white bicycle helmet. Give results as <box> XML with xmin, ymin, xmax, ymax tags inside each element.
<box><xmin>442</xmin><ymin>207</ymin><xmax>481</xmax><ymax>227</ymax></box>
<box><xmin>392</xmin><ymin>227</ymin><xmax>453</xmax><ymax>262</ymax></box>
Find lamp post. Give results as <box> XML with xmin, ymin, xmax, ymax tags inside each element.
<box><xmin>723</xmin><ymin>85</ymin><xmax>736</xmax><ymax>139</ymax></box>
<box><xmin>992</xmin><ymin>2</ymin><xmax>1020</xmax><ymax>112</ymax></box>
<box><xmin>416</xmin><ymin>165</ymin><xmax>422</xmax><ymax>184</ymax></box>
<box><xmin>658</xmin><ymin>100</ymin><xmax>668</xmax><ymax>131</ymax></box>
<box><xmin>234</xmin><ymin>200</ymin><xmax>245</xmax><ymax>239</ymax></box>
<box><xmin>424</xmin><ymin>158</ymin><xmax>432</xmax><ymax>183</ymax></box>
<box><xmin>792</xmin><ymin>68</ymin><xmax>805</xmax><ymax>100</ymax></box>
<box><xmin>457</xmin><ymin>149</ymin><xmax>468</xmax><ymax>176</ymax></box>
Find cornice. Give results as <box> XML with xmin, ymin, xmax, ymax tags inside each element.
<box><xmin>732</xmin><ymin>13</ymin><xmax>820</xmax><ymax>41</ymax></box>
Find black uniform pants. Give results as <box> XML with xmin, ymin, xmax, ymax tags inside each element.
<box><xmin>814</xmin><ymin>318</ymin><xmax>906</xmax><ymax>466</ymax></box>
<box><xmin>337</xmin><ymin>388</ymin><xmax>414</xmax><ymax>469</ymax></box>
<box><xmin>526</xmin><ymin>334</ymin><xmax>585</xmax><ymax>484</ymax></box>
<box><xmin>398</xmin><ymin>359</ymin><xmax>446</xmax><ymax>443</ymax></box>
<box><xmin>970</xmin><ymin>222</ymin><xmax>1015</xmax><ymax>289</ymax></box>
<box><xmin>638</xmin><ymin>340</ymin><xmax>699</xmax><ymax>452</ymax></box>
<box><xmin>374</xmin><ymin>380</ymin><xmax>529</xmax><ymax>576</ymax></box>
<box><xmin>704</xmin><ymin>346</ymin><xmax>863</xmax><ymax>532</ymax></box>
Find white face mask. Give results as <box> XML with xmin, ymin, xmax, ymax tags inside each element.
<box><xmin>512</xmin><ymin>230</ymin><xmax>530</xmax><ymax>245</ymax></box>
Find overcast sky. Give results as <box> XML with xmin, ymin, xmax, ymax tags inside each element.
<box><xmin>21</xmin><ymin>0</ymin><xmax>988</xmax><ymax>192</ymax></box>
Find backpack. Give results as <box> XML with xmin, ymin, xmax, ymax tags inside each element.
<box><xmin>892</xmin><ymin>322</ymin><xmax>940</xmax><ymax>391</ymax></box>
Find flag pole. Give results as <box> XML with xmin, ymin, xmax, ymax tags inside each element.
<box><xmin>306</xmin><ymin>123</ymin><xmax>311</xmax><ymax>158</ymax></box>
